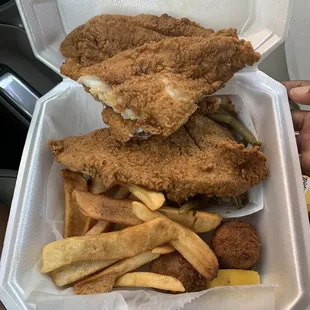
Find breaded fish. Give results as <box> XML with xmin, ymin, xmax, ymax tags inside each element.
<box><xmin>101</xmin><ymin>97</ymin><xmax>222</xmax><ymax>142</ymax></box>
<box><xmin>76</xmin><ymin>35</ymin><xmax>259</xmax><ymax>139</ymax></box>
<box><xmin>60</xmin><ymin>14</ymin><xmax>233</xmax><ymax>79</ymax></box>
<box><xmin>49</xmin><ymin>115</ymin><xmax>268</xmax><ymax>202</ymax></box>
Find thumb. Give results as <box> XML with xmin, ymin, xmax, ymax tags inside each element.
<box><xmin>290</xmin><ymin>86</ymin><xmax>310</xmax><ymax>105</ymax></box>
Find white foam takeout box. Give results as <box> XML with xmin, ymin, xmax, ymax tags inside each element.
<box><xmin>1</xmin><ymin>0</ymin><xmax>310</xmax><ymax>309</ymax></box>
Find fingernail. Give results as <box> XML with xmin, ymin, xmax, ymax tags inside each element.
<box><xmin>291</xmin><ymin>86</ymin><xmax>310</xmax><ymax>97</ymax></box>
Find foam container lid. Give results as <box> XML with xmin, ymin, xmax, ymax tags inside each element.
<box><xmin>1</xmin><ymin>0</ymin><xmax>310</xmax><ymax>309</ymax></box>
<box><xmin>16</xmin><ymin>0</ymin><xmax>292</xmax><ymax>74</ymax></box>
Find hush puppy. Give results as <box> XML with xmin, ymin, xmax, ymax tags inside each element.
<box><xmin>211</xmin><ymin>220</ymin><xmax>260</xmax><ymax>269</ymax></box>
<box><xmin>150</xmin><ymin>251</ymin><xmax>205</xmax><ymax>292</ymax></box>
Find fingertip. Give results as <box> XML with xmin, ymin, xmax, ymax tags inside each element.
<box><xmin>301</xmin><ymin>151</ymin><xmax>310</xmax><ymax>177</ymax></box>
<box><xmin>290</xmin><ymin>86</ymin><xmax>310</xmax><ymax>97</ymax></box>
<box><xmin>290</xmin><ymin>86</ymin><xmax>310</xmax><ymax>105</ymax></box>
<box><xmin>282</xmin><ymin>80</ymin><xmax>310</xmax><ymax>92</ymax></box>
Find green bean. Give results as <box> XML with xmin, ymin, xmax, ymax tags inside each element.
<box><xmin>207</xmin><ymin>113</ymin><xmax>262</xmax><ymax>146</ymax></box>
<box><xmin>240</xmin><ymin>191</ymin><xmax>249</xmax><ymax>206</ymax></box>
<box><xmin>221</xmin><ymin>196</ymin><xmax>231</xmax><ymax>203</ymax></box>
<box><xmin>232</xmin><ymin>196</ymin><xmax>243</xmax><ymax>209</ymax></box>
<box><xmin>178</xmin><ymin>200</ymin><xmax>200</xmax><ymax>215</ymax></box>
<box><xmin>239</xmin><ymin>138</ymin><xmax>249</xmax><ymax>147</ymax></box>
<box><xmin>216</xmin><ymin>107</ymin><xmax>232</xmax><ymax>116</ymax></box>
<box><xmin>219</xmin><ymin>103</ymin><xmax>238</xmax><ymax>118</ymax></box>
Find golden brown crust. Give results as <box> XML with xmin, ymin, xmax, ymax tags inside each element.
<box><xmin>49</xmin><ymin>115</ymin><xmax>268</xmax><ymax>202</ymax></box>
<box><xmin>60</xmin><ymin>14</ymin><xmax>217</xmax><ymax>71</ymax></box>
<box><xmin>150</xmin><ymin>252</ymin><xmax>205</xmax><ymax>292</ymax></box>
<box><xmin>77</xmin><ymin>35</ymin><xmax>259</xmax><ymax>138</ymax></box>
<box><xmin>60</xmin><ymin>14</ymin><xmax>256</xmax><ymax>139</ymax></box>
<box><xmin>79</xmin><ymin>35</ymin><xmax>257</xmax><ymax>86</ymax></box>
<box><xmin>60</xmin><ymin>14</ymin><xmax>258</xmax><ymax>139</ymax></box>
<box><xmin>101</xmin><ymin>108</ymin><xmax>139</xmax><ymax>142</ymax></box>
<box><xmin>102</xmin><ymin>97</ymin><xmax>227</xmax><ymax>143</ymax></box>
<box><xmin>211</xmin><ymin>220</ymin><xmax>261</xmax><ymax>269</ymax></box>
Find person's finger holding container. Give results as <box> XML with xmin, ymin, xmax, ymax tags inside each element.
<box><xmin>283</xmin><ymin>81</ymin><xmax>310</xmax><ymax>176</ymax></box>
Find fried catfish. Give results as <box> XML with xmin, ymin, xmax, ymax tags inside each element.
<box><xmin>49</xmin><ymin>115</ymin><xmax>268</xmax><ymax>202</ymax></box>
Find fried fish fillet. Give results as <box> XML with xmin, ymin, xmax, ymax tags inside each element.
<box><xmin>76</xmin><ymin>35</ymin><xmax>259</xmax><ymax>139</ymax></box>
<box><xmin>101</xmin><ymin>97</ymin><xmax>222</xmax><ymax>142</ymax></box>
<box><xmin>60</xmin><ymin>14</ymin><xmax>232</xmax><ymax>79</ymax></box>
<box><xmin>101</xmin><ymin>108</ymin><xmax>143</xmax><ymax>142</ymax></box>
<box><xmin>49</xmin><ymin>115</ymin><xmax>268</xmax><ymax>202</ymax></box>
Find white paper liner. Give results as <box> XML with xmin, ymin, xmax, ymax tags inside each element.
<box><xmin>22</xmin><ymin>80</ymin><xmax>274</xmax><ymax>309</ymax></box>
<box><xmin>24</xmin><ymin>259</ymin><xmax>276</xmax><ymax>310</ymax></box>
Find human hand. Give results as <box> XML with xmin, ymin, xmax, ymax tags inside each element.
<box><xmin>282</xmin><ymin>81</ymin><xmax>310</xmax><ymax>176</ymax></box>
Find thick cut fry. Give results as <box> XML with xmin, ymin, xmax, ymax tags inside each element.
<box><xmin>178</xmin><ymin>200</ymin><xmax>200</xmax><ymax>214</ymax></box>
<box><xmin>86</xmin><ymin>185</ymin><xmax>130</xmax><ymax>235</ymax></box>
<box><xmin>90</xmin><ymin>176</ymin><xmax>110</xmax><ymax>194</ymax></box>
<box><xmin>41</xmin><ymin>217</ymin><xmax>178</xmax><ymax>273</ymax></box>
<box><xmin>74</xmin><ymin>190</ymin><xmax>220</xmax><ymax>232</ymax></box>
<box><xmin>152</xmin><ymin>244</ymin><xmax>175</xmax><ymax>254</ymax></box>
<box><xmin>114</xmin><ymin>272</ymin><xmax>185</xmax><ymax>292</ymax></box>
<box><xmin>171</xmin><ymin>222</ymin><xmax>218</xmax><ymax>281</ymax></box>
<box><xmin>73</xmin><ymin>189</ymin><xmax>142</xmax><ymax>226</ymax></box>
<box><xmin>132</xmin><ymin>202</ymin><xmax>218</xmax><ymax>281</ymax></box>
<box><xmin>85</xmin><ymin>221</ymin><xmax>114</xmax><ymax>236</ymax></box>
<box><xmin>159</xmin><ymin>207</ymin><xmax>222</xmax><ymax>233</ymax></box>
<box><xmin>114</xmin><ymin>187</ymin><xmax>130</xmax><ymax>199</ymax></box>
<box><xmin>125</xmin><ymin>184</ymin><xmax>165</xmax><ymax>210</ymax></box>
<box><xmin>89</xmin><ymin>177</ymin><xmax>112</xmax><ymax>234</ymax></box>
<box><xmin>74</xmin><ymin>251</ymin><xmax>160</xmax><ymax>295</ymax></box>
<box><xmin>51</xmin><ymin>259</ymin><xmax>117</xmax><ymax>287</ymax></box>
<box><xmin>61</xmin><ymin>169</ymin><xmax>94</xmax><ymax>238</ymax></box>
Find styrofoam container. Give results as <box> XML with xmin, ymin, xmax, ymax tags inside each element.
<box><xmin>1</xmin><ymin>0</ymin><xmax>310</xmax><ymax>309</ymax></box>
<box><xmin>16</xmin><ymin>0</ymin><xmax>292</xmax><ymax>74</ymax></box>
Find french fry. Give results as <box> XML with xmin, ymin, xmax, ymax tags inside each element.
<box><xmin>51</xmin><ymin>178</ymin><xmax>116</xmax><ymax>286</ymax></box>
<box><xmin>124</xmin><ymin>184</ymin><xmax>165</xmax><ymax>210</ymax></box>
<box><xmin>114</xmin><ymin>272</ymin><xmax>185</xmax><ymax>292</ymax></box>
<box><xmin>172</xmin><ymin>221</ymin><xmax>218</xmax><ymax>281</ymax></box>
<box><xmin>178</xmin><ymin>200</ymin><xmax>199</xmax><ymax>214</ymax></box>
<box><xmin>73</xmin><ymin>189</ymin><xmax>142</xmax><ymax>226</ymax></box>
<box><xmin>159</xmin><ymin>207</ymin><xmax>222</xmax><ymax>233</ymax></box>
<box><xmin>152</xmin><ymin>244</ymin><xmax>175</xmax><ymax>254</ymax></box>
<box><xmin>85</xmin><ymin>221</ymin><xmax>115</xmax><ymax>236</ymax></box>
<box><xmin>89</xmin><ymin>177</ymin><xmax>113</xmax><ymax>234</ymax></box>
<box><xmin>89</xmin><ymin>176</ymin><xmax>110</xmax><ymax>194</ymax></box>
<box><xmin>132</xmin><ymin>202</ymin><xmax>219</xmax><ymax>281</ymax></box>
<box><xmin>41</xmin><ymin>217</ymin><xmax>178</xmax><ymax>273</ymax></box>
<box><xmin>61</xmin><ymin>170</ymin><xmax>94</xmax><ymax>238</ymax></box>
<box><xmin>74</xmin><ymin>190</ymin><xmax>220</xmax><ymax>233</ymax></box>
<box><xmin>51</xmin><ymin>259</ymin><xmax>117</xmax><ymax>287</ymax></box>
<box><xmin>74</xmin><ymin>251</ymin><xmax>160</xmax><ymax>295</ymax></box>
<box><xmin>86</xmin><ymin>184</ymin><xmax>130</xmax><ymax>235</ymax></box>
